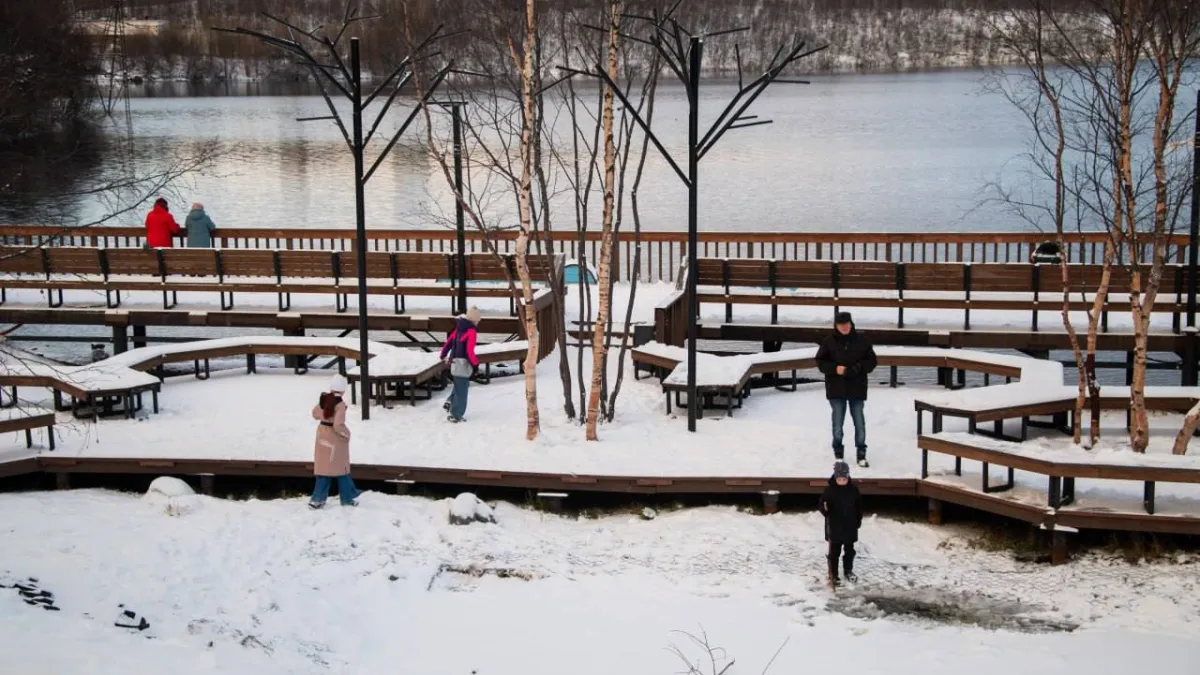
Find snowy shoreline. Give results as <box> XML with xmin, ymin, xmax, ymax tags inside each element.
<box><xmin>0</xmin><ymin>489</ymin><xmax>1197</xmax><ymax>674</ymax></box>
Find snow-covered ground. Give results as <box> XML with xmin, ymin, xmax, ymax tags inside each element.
<box><xmin>4</xmin><ymin>288</ymin><xmax>1200</xmax><ymax>671</ymax></box>
<box><xmin>1</xmin><ymin>489</ymin><xmax>1198</xmax><ymax>674</ymax></box>
<box><xmin>5</xmin><ymin>336</ymin><xmax>1199</xmax><ymax>515</ymax></box>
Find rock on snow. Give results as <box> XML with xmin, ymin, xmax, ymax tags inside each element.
<box><xmin>448</xmin><ymin>493</ymin><xmax>496</xmax><ymax>525</ymax></box>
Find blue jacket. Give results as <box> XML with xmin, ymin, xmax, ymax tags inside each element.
<box><xmin>185</xmin><ymin>209</ymin><xmax>216</xmax><ymax>248</ymax></box>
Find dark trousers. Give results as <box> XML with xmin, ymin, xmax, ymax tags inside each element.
<box><xmin>827</xmin><ymin>540</ymin><xmax>856</xmax><ymax>579</ymax></box>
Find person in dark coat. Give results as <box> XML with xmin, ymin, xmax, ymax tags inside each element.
<box><xmin>819</xmin><ymin>461</ymin><xmax>863</xmax><ymax>586</ymax></box>
<box><xmin>815</xmin><ymin>311</ymin><xmax>877</xmax><ymax>467</ymax></box>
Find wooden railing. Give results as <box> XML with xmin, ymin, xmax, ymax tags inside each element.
<box><xmin>1</xmin><ymin>225</ymin><xmax>1188</xmax><ymax>284</ymax></box>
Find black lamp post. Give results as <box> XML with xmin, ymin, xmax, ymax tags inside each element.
<box><xmin>430</xmin><ymin>100</ymin><xmax>470</xmax><ymax>316</ymax></box>
<box><xmin>215</xmin><ymin>11</ymin><xmax>458</xmax><ymax>419</ymax></box>
<box><xmin>1184</xmin><ymin>90</ymin><xmax>1199</xmax><ymax>386</ymax></box>
<box><xmin>554</xmin><ymin>7</ymin><xmax>826</xmax><ymax>431</ymax></box>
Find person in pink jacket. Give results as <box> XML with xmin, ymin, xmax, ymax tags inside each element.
<box><xmin>439</xmin><ymin>306</ymin><xmax>480</xmax><ymax>423</ymax></box>
<box><xmin>309</xmin><ymin>375</ymin><xmax>359</xmax><ymax>508</ymax></box>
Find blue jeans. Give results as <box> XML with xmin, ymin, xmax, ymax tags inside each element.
<box><xmin>830</xmin><ymin>398</ymin><xmax>866</xmax><ymax>458</ymax></box>
<box><xmin>311</xmin><ymin>474</ymin><xmax>359</xmax><ymax>506</ymax></box>
<box><xmin>450</xmin><ymin>376</ymin><xmax>470</xmax><ymax>419</ymax></box>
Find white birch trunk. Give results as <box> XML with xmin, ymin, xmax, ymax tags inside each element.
<box><xmin>585</xmin><ymin>1</ymin><xmax>621</xmax><ymax>441</ymax></box>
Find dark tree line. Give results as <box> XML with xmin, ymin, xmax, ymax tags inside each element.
<box><xmin>104</xmin><ymin>0</ymin><xmax>1096</xmax><ymax>80</ymax></box>
<box><xmin>1</xmin><ymin>0</ymin><xmax>96</xmax><ymax>145</ymax></box>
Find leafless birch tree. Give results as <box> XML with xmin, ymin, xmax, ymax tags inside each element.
<box><xmin>990</xmin><ymin>0</ymin><xmax>1199</xmax><ymax>452</ymax></box>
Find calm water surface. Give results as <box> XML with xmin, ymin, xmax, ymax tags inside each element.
<box><xmin>2</xmin><ymin>70</ymin><xmax>1041</xmax><ymax>233</ymax></box>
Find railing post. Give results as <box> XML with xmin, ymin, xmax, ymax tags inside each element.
<box><xmin>1183</xmin><ymin>327</ymin><xmax>1198</xmax><ymax>387</ymax></box>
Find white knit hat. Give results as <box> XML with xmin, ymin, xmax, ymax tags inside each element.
<box><xmin>329</xmin><ymin>374</ymin><xmax>348</xmax><ymax>393</ymax></box>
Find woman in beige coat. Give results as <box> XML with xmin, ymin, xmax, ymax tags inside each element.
<box><xmin>309</xmin><ymin>374</ymin><xmax>359</xmax><ymax>509</ymax></box>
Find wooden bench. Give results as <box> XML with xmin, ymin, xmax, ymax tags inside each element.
<box><xmin>632</xmin><ymin>342</ymin><xmax>1060</xmax><ymax>419</ymax></box>
<box><xmin>109</xmin><ymin>337</ymin><xmax>375</xmax><ymax>380</ymax></box>
<box><xmin>0</xmin><ymin>246</ymin><xmax>560</xmax><ymax>315</ymax></box>
<box><xmin>692</xmin><ymin>257</ymin><xmax>1191</xmax><ymax>332</ymax></box>
<box><xmin>0</xmin><ymin>406</ymin><xmax>56</xmax><ymax>450</ymax></box>
<box><xmin>344</xmin><ymin>340</ymin><xmax>530</xmax><ymax>408</ymax></box>
<box><xmin>920</xmin><ymin>431</ymin><xmax>1200</xmax><ymax>517</ymax></box>
<box><xmin>346</xmin><ymin>355</ymin><xmax>445</xmax><ymax>408</ymax></box>
<box><xmin>474</xmin><ymin>340</ymin><xmax>529</xmax><ymax>383</ymax></box>
<box><xmin>0</xmin><ymin>336</ymin><xmax>498</xmax><ymax>419</ymax></box>
<box><xmin>0</xmin><ymin>363</ymin><xmax>162</xmax><ymax>421</ymax></box>
<box><xmin>914</xmin><ymin>385</ymin><xmax>1200</xmax><ymax>443</ymax></box>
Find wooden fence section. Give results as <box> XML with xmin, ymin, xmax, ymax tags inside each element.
<box><xmin>0</xmin><ymin>225</ymin><xmax>1190</xmax><ymax>284</ymax></box>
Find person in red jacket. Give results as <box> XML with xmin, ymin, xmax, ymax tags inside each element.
<box><xmin>144</xmin><ymin>198</ymin><xmax>181</xmax><ymax>248</ymax></box>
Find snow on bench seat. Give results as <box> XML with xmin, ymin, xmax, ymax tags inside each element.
<box><xmin>927</xmin><ymin>431</ymin><xmax>1200</xmax><ymax>472</ymax></box>
<box><xmin>345</xmin><ymin>341</ymin><xmax>530</xmax><ymax>378</ymax></box>
<box><xmin>347</xmin><ymin>350</ymin><xmax>440</xmax><ymax>378</ymax></box>
<box><xmin>475</xmin><ymin>340</ymin><xmax>528</xmax><ymax>359</ymax></box>
<box><xmin>641</xmin><ymin>341</ymin><xmax>1062</xmax><ymax>389</ymax></box>
<box><xmin>0</xmin><ymin>406</ymin><xmax>55</xmax><ymax>424</ymax></box>
<box><xmin>662</xmin><ymin>353</ymin><xmax>754</xmax><ymax>388</ymax></box>
<box><xmin>0</xmin><ymin>359</ymin><xmax>161</xmax><ymax>394</ymax></box>
<box><xmin>916</xmin><ymin>383</ymin><xmax>1200</xmax><ymax>415</ymax></box>
<box><xmin>103</xmin><ymin>336</ymin><xmax>394</xmax><ymax>369</ymax></box>
<box><xmin>916</xmin><ymin>383</ymin><xmax>1076</xmax><ymax>412</ymax></box>
<box><xmin>1093</xmin><ymin>386</ymin><xmax>1200</xmax><ymax>401</ymax></box>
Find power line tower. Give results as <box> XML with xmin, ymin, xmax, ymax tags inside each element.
<box><xmin>97</xmin><ymin>0</ymin><xmax>134</xmax><ymax>144</ymax></box>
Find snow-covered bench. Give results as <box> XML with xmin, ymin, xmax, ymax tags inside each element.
<box><xmin>0</xmin><ymin>245</ymin><xmax>560</xmax><ymax>316</ymax></box>
<box><xmin>344</xmin><ymin>340</ymin><xmax>529</xmax><ymax>408</ymax></box>
<box><xmin>631</xmin><ymin>341</ymin><xmax>1059</xmax><ymax>418</ymax></box>
<box><xmin>691</xmin><ymin>257</ymin><xmax>1191</xmax><ymax>332</ymax></box>
<box><xmin>920</xmin><ymin>431</ymin><xmax>1200</xmax><ymax>517</ymax></box>
<box><xmin>914</xmin><ymin>383</ymin><xmax>1200</xmax><ymax>442</ymax></box>
<box><xmin>103</xmin><ymin>335</ymin><xmax>394</xmax><ymax>379</ymax></box>
<box><xmin>1</xmin><ymin>336</ymin><xmax>527</xmax><ymax>418</ymax></box>
<box><xmin>0</xmin><ymin>406</ymin><xmax>56</xmax><ymax>451</ymax></box>
<box><xmin>0</xmin><ymin>356</ymin><xmax>162</xmax><ymax>421</ymax></box>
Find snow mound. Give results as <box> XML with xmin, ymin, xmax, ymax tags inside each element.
<box><xmin>147</xmin><ymin>477</ymin><xmax>196</xmax><ymax>498</ymax></box>
<box><xmin>448</xmin><ymin>493</ymin><xmax>496</xmax><ymax>525</ymax></box>
<box><xmin>143</xmin><ymin>477</ymin><xmax>202</xmax><ymax>517</ymax></box>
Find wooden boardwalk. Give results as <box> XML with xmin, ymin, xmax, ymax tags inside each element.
<box><xmin>0</xmin><ymin>453</ymin><xmax>1195</xmax><ymax>540</ymax></box>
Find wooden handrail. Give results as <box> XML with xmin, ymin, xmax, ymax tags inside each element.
<box><xmin>0</xmin><ymin>223</ymin><xmax>1186</xmax><ymax>245</ymax></box>
<box><xmin>3</xmin><ymin>225</ymin><xmax>1187</xmax><ymax>284</ymax></box>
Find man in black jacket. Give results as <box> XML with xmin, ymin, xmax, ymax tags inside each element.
<box><xmin>815</xmin><ymin>311</ymin><xmax>877</xmax><ymax>467</ymax></box>
<box><xmin>819</xmin><ymin>461</ymin><xmax>863</xmax><ymax>586</ymax></box>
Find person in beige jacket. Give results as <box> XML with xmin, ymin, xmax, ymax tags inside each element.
<box><xmin>309</xmin><ymin>374</ymin><xmax>359</xmax><ymax>509</ymax></box>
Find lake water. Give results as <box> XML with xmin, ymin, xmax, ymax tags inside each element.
<box><xmin>1</xmin><ymin>70</ymin><xmax>1046</xmax><ymax>233</ymax></box>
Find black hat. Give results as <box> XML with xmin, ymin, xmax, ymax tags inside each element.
<box><xmin>835</xmin><ymin>311</ymin><xmax>853</xmax><ymax>325</ymax></box>
<box><xmin>833</xmin><ymin>461</ymin><xmax>851</xmax><ymax>478</ymax></box>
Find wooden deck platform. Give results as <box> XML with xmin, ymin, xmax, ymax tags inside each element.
<box><xmin>0</xmin><ymin>454</ymin><xmax>1195</xmax><ymax>538</ymax></box>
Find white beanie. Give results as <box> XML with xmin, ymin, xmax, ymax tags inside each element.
<box><xmin>329</xmin><ymin>374</ymin><xmax>348</xmax><ymax>393</ymax></box>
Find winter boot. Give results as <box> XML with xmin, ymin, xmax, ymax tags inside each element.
<box><xmin>827</xmin><ymin>555</ymin><xmax>840</xmax><ymax>586</ymax></box>
<box><xmin>833</xmin><ymin>445</ymin><xmax>845</xmax><ymax>461</ymax></box>
<box><xmin>844</xmin><ymin>552</ymin><xmax>857</xmax><ymax>583</ymax></box>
